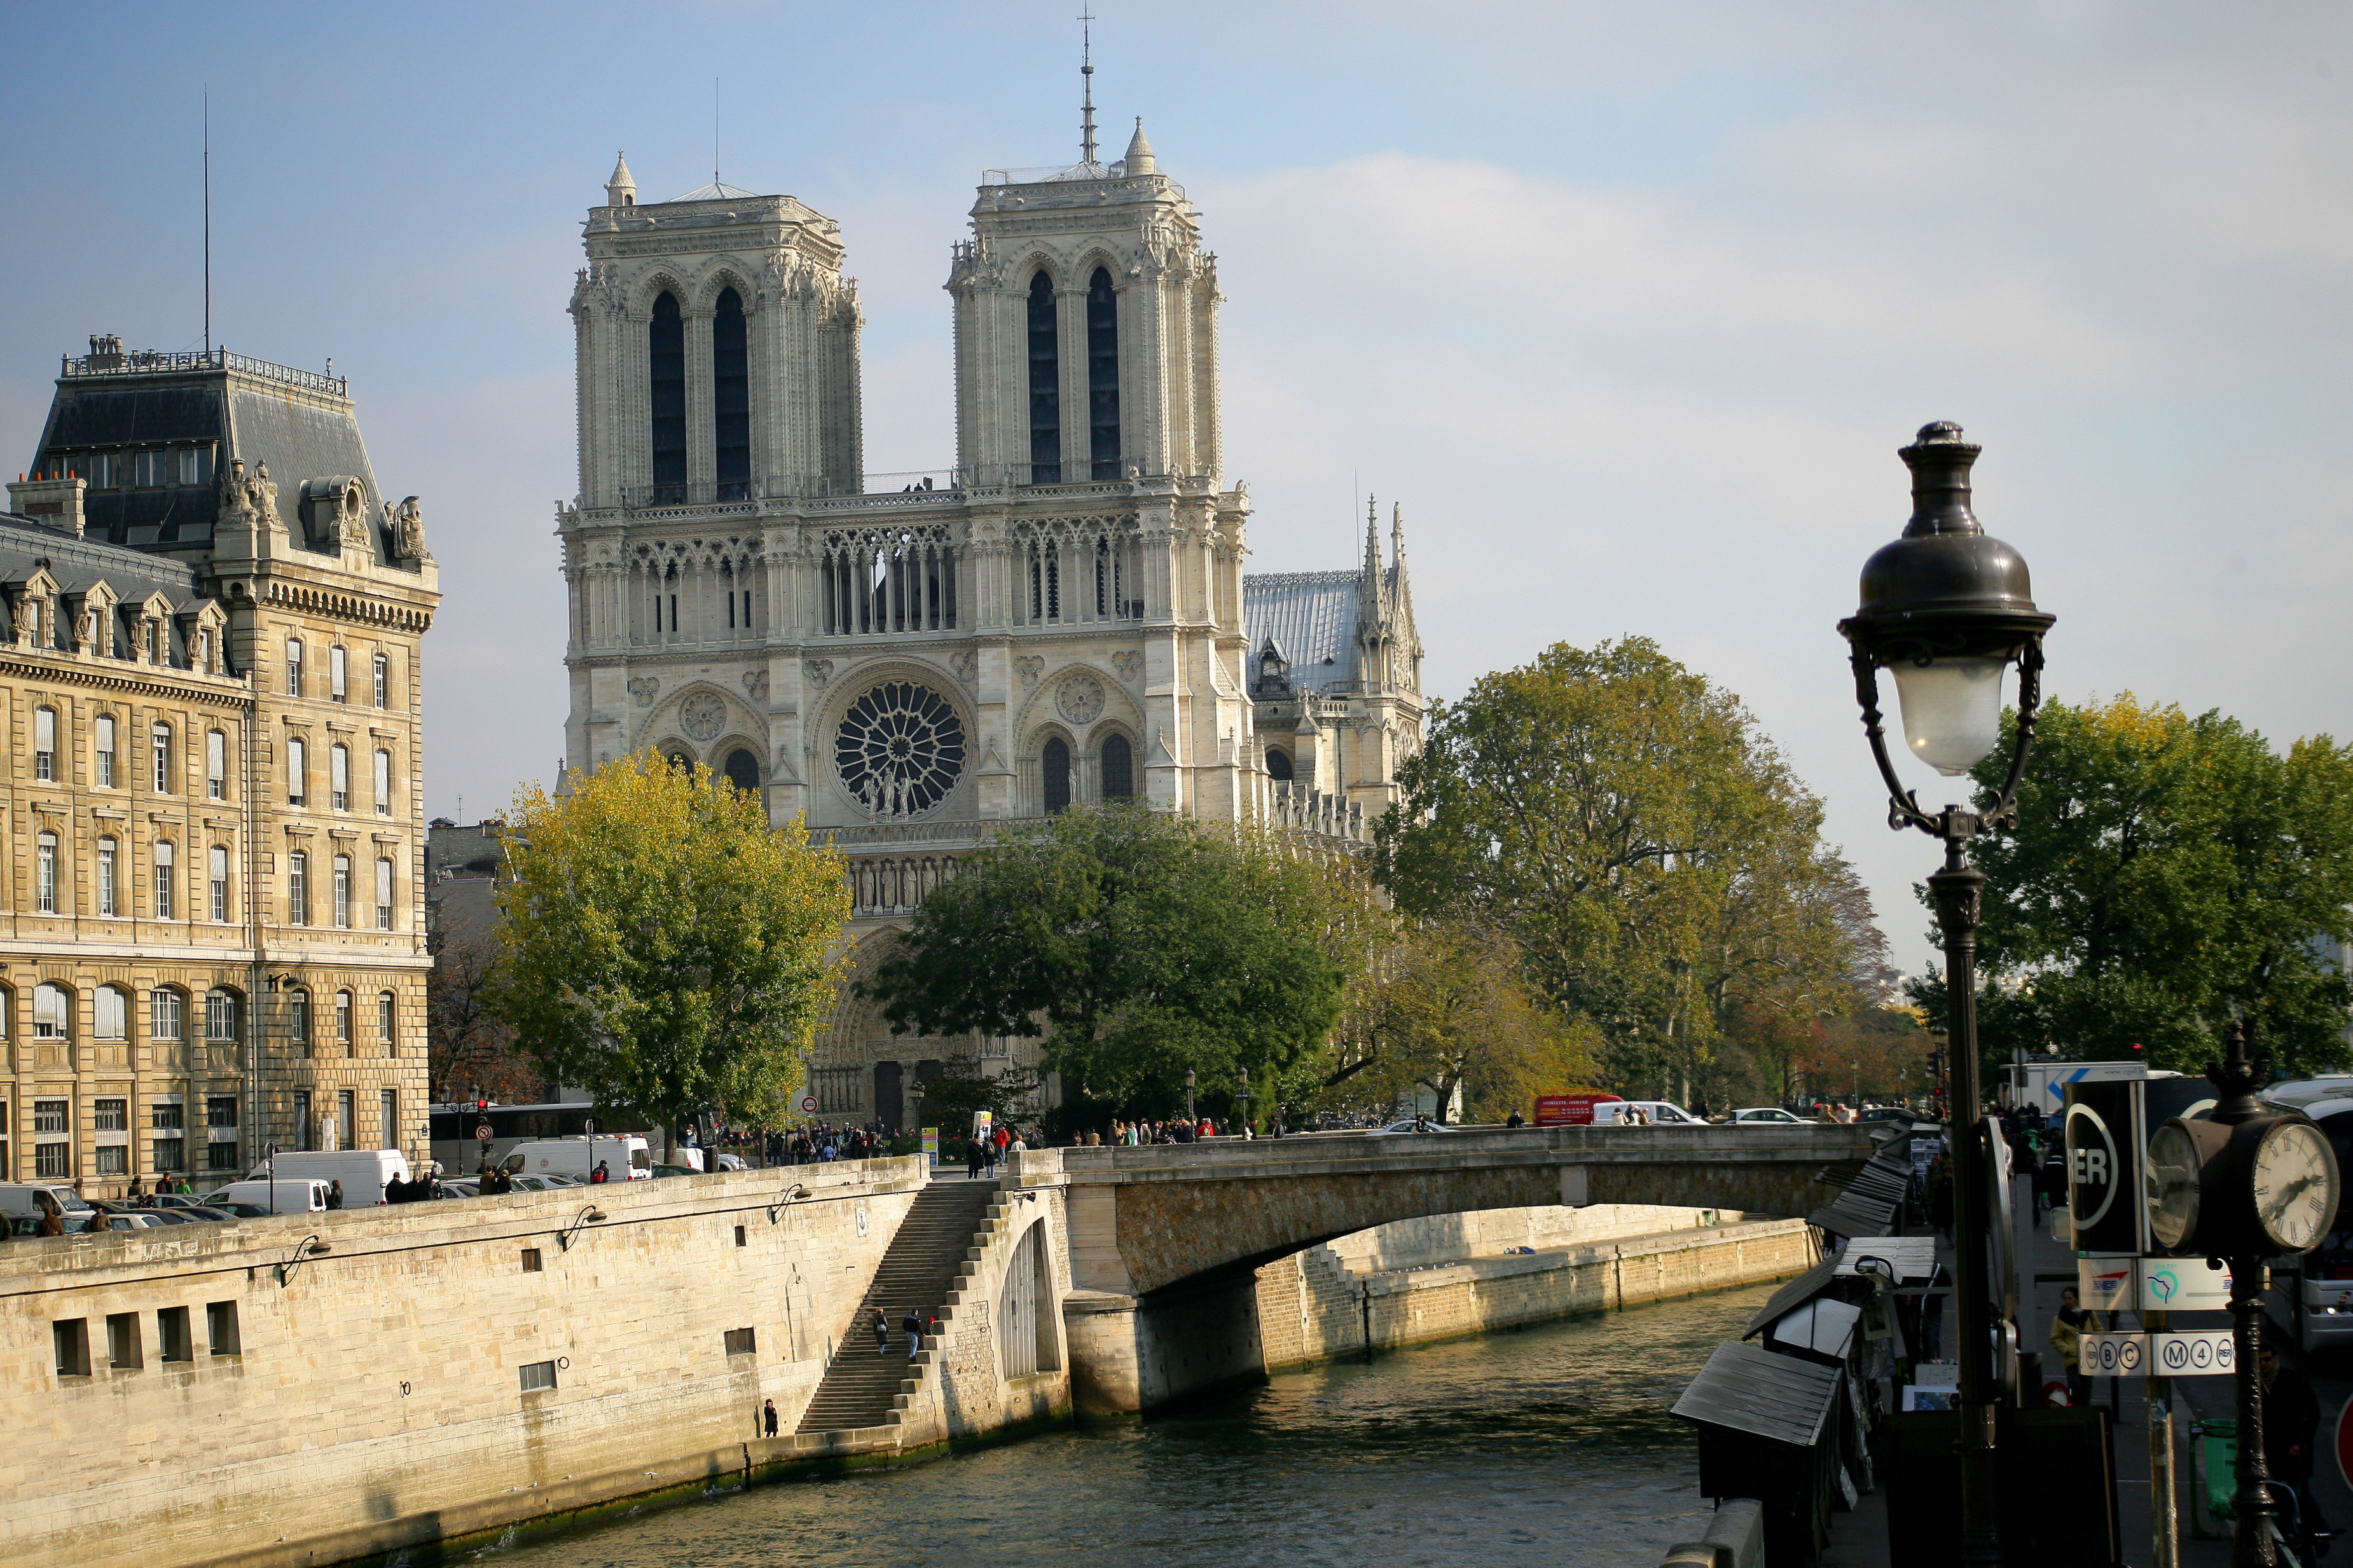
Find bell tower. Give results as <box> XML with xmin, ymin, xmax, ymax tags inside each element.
<box><xmin>946</xmin><ymin>64</ymin><xmax>1220</xmax><ymax>487</ymax></box>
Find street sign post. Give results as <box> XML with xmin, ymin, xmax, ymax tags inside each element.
<box><xmin>797</xmin><ymin>1095</ymin><xmax>817</xmax><ymax>1115</ymax></box>
<box><xmin>2080</xmin><ymin>1331</ymin><xmax>2235</xmax><ymax>1378</ymax></box>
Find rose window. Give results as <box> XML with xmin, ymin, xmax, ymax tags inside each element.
<box><xmin>836</xmin><ymin>682</ymin><xmax>965</xmax><ymax>817</ymax></box>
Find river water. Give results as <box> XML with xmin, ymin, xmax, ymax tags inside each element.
<box><xmin>490</xmin><ymin>1279</ymin><xmax>1778</xmax><ymax>1568</ymax></box>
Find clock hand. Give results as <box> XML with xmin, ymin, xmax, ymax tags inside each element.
<box><xmin>2260</xmin><ymin>1174</ymin><xmax>2317</xmax><ymax>1223</ymax></box>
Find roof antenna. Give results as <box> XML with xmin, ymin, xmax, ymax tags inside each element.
<box><xmin>714</xmin><ymin>76</ymin><xmax>721</xmax><ymax>187</ymax></box>
<box><xmin>1079</xmin><ymin>6</ymin><xmax>1098</xmax><ymax>165</ymax></box>
<box><xmin>202</xmin><ymin>88</ymin><xmax>211</xmax><ymax>355</ymax></box>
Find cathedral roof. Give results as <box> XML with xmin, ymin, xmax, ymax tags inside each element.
<box><xmin>661</xmin><ymin>180</ymin><xmax>764</xmax><ymax>203</ymax></box>
<box><xmin>1244</xmin><ymin>571</ymin><xmax>1361</xmax><ymax>692</ymax></box>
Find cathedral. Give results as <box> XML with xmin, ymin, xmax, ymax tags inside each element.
<box><xmin>558</xmin><ymin>74</ymin><xmax>1423</xmax><ymax>1127</ymax></box>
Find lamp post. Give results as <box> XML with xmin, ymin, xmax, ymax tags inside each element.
<box><xmin>1236</xmin><ymin>1067</ymin><xmax>1250</xmax><ymax>1138</ymax></box>
<box><xmin>1839</xmin><ymin>422</ymin><xmax>2054</xmax><ymax>1568</ymax></box>
<box><xmin>1184</xmin><ymin>1069</ymin><xmax>1196</xmax><ymax>1127</ymax></box>
<box><xmin>909</xmin><ymin>1082</ymin><xmax>926</xmax><ymax>1162</ymax></box>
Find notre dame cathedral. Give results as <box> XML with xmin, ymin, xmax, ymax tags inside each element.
<box><xmin>557</xmin><ymin>76</ymin><xmax>1423</xmax><ymax>1127</ymax></box>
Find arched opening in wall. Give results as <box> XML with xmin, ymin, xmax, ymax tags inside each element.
<box><xmin>722</xmin><ymin>748</ymin><xmax>761</xmax><ymax>794</ymax></box>
<box><xmin>1265</xmin><ymin>748</ymin><xmax>1293</xmax><ymax>782</ymax></box>
<box><xmin>649</xmin><ymin>291</ymin><xmax>686</xmax><ymax>501</ymax></box>
<box><xmin>874</xmin><ymin>1060</ymin><xmax>904</xmax><ymax>1134</ymax></box>
<box><xmin>1042</xmin><ymin>736</ymin><xmax>1070</xmax><ymax>815</ymax></box>
<box><xmin>998</xmin><ymin>1220</ymin><xmax>1061</xmax><ymax>1379</ymax></box>
<box><xmin>1100</xmin><ymin>733</ymin><xmax>1134</xmax><ymax>800</ymax></box>
<box><xmin>1087</xmin><ymin>266</ymin><xmax>1119</xmax><ymax>479</ymax></box>
<box><xmin>713</xmin><ymin>287</ymin><xmax>750</xmax><ymax>497</ymax></box>
<box><xmin>1026</xmin><ymin>270</ymin><xmax>1060</xmax><ymax>483</ymax></box>
<box><xmin>663</xmin><ymin>746</ymin><xmax>696</xmax><ymax>773</ymax></box>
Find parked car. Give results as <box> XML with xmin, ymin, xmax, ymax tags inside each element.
<box><xmin>437</xmin><ymin>1179</ymin><xmax>482</xmax><ymax>1200</ymax></box>
<box><xmin>127</xmin><ymin>1207</ymin><xmax>200</xmax><ymax>1225</ymax></box>
<box><xmin>177</xmin><ymin>1206</ymin><xmax>239</xmax><ymax>1222</ymax></box>
<box><xmin>197</xmin><ymin>1199</ymin><xmax>277</xmax><ymax>1219</ymax></box>
<box><xmin>210</xmin><ymin>1178</ymin><xmax>332</xmax><ymax>1214</ymax></box>
<box><xmin>1727</xmin><ymin>1107</ymin><xmax>1808</xmax><ymax>1127</ymax></box>
<box><xmin>243</xmin><ymin>1150</ymin><xmax>413</xmax><ymax>1205</ymax></box>
<box><xmin>0</xmin><ymin>1183</ymin><xmax>95</xmax><ymax>1224</ymax></box>
<box><xmin>1591</xmin><ymin>1100</ymin><xmax>1709</xmax><ymax>1126</ymax></box>
<box><xmin>648</xmin><ymin>1164</ymin><xmax>696</xmax><ymax>1179</ymax></box>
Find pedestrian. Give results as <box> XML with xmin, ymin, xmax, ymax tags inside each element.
<box><xmin>326</xmin><ymin>1179</ymin><xmax>345</xmax><ymax>1209</ymax></box>
<box><xmin>966</xmin><ymin>1137</ymin><xmax>986</xmax><ymax>1180</ymax></box>
<box><xmin>2050</xmin><ymin>1285</ymin><xmax>2100</xmax><ymax>1408</ymax></box>
<box><xmin>762</xmin><ymin>1398</ymin><xmax>779</xmax><ymax>1438</ymax></box>
<box><xmin>903</xmin><ymin>1308</ymin><xmax>923</xmax><ymax>1360</ymax></box>
<box><xmin>873</xmin><ymin>1307</ymin><xmax>890</xmax><ymax>1357</ymax></box>
<box><xmin>590</xmin><ymin>1160</ymin><xmax>609</xmax><ymax>1184</ymax></box>
<box><xmin>35</xmin><ymin>1206</ymin><xmax>65</xmax><ymax>1238</ymax></box>
<box><xmin>1506</xmin><ymin>1109</ymin><xmax>1526</xmax><ymax>1129</ymax></box>
<box><xmin>2261</xmin><ymin>1337</ymin><xmax>2329</xmax><ymax>1542</ymax></box>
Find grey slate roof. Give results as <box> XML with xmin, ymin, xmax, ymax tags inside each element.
<box><xmin>1243</xmin><ymin>570</ymin><xmax>1359</xmax><ymax>692</ymax></box>
<box><xmin>0</xmin><ymin>511</ymin><xmax>206</xmax><ymax>658</ymax></box>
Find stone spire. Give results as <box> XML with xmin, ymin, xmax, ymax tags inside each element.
<box><xmin>1125</xmin><ymin>118</ymin><xmax>1156</xmax><ymax>174</ymax></box>
<box><xmin>1079</xmin><ymin>10</ymin><xmax>1099</xmax><ymax>165</ymax></box>
<box><xmin>605</xmin><ymin>151</ymin><xmax>637</xmax><ymax>209</ymax></box>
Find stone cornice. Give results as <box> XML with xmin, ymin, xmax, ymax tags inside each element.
<box><xmin>251</xmin><ymin>576</ymin><xmax>434</xmax><ymax>633</ymax></box>
<box><xmin>0</xmin><ymin>652</ymin><xmax>254</xmax><ymax>710</ymax></box>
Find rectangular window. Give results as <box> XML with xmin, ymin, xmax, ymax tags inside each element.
<box><xmin>333</xmin><ymin>855</ymin><xmax>351</xmax><ymax>928</ymax></box>
<box><xmin>206</xmin><ymin>1301</ymin><xmax>240</xmax><ymax>1356</ymax></box>
<box><xmin>293</xmin><ymin>1089</ymin><xmax>313</xmax><ymax>1148</ymax></box>
<box><xmin>330</xmin><ymin>646</ymin><xmax>347</xmax><ymax>702</ymax></box>
<box><xmin>153</xmin><ymin>988</ymin><xmax>184</xmax><ymax>1041</ymax></box>
<box><xmin>158</xmin><ymin>1307</ymin><xmax>192</xmax><ymax>1363</ymax></box>
<box><xmin>378</xmin><ymin>991</ymin><xmax>396</xmax><ymax>1043</ymax></box>
<box><xmin>521</xmin><ymin>1248</ymin><xmax>543</xmax><ymax>1272</ymax></box>
<box><xmin>335</xmin><ymin>992</ymin><xmax>352</xmax><ymax>1043</ymax></box>
<box><xmin>153</xmin><ymin>1137</ymin><xmax>185</xmax><ymax>1171</ymax></box>
<box><xmin>205</xmin><ymin>1141</ymin><xmax>237</xmax><ymax>1171</ymax></box>
<box><xmin>207</xmin><ymin>730</ymin><xmax>226</xmax><ymax>799</ymax></box>
<box><xmin>210</xmin><ymin>846</ymin><xmax>229</xmax><ymax>923</ymax></box>
<box><xmin>723</xmin><ymin>1327</ymin><xmax>757</xmax><ymax>1356</ymax></box>
<box><xmin>94</xmin><ymin>989</ymin><xmax>124</xmax><ymax>1039</ymax></box>
<box><xmin>331</xmin><ymin>745</ymin><xmax>348</xmax><ymax>811</ymax></box>
<box><xmin>733</xmin><ymin>1225</ymin><xmax>747</xmax><ymax>1248</ymax></box>
<box><xmin>152</xmin><ymin>723</ymin><xmax>172</xmax><ymax>793</ymax></box>
<box><xmin>34</xmin><ymin>708</ymin><xmax>54</xmax><ymax>781</ymax></box>
<box><xmin>373</xmin><ymin>654</ymin><xmax>387</xmax><ymax>708</ymax></box>
<box><xmin>155</xmin><ymin>841</ymin><xmax>176</xmax><ymax>919</ymax></box>
<box><xmin>518</xmin><ymin>1360</ymin><xmax>556</xmax><ymax>1393</ymax></box>
<box><xmin>376</xmin><ymin>858</ymin><xmax>393</xmax><ymax>930</ymax></box>
<box><xmin>55</xmin><ymin>1320</ymin><xmax>90</xmax><ymax>1378</ymax></box>
<box><xmin>96</xmin><ymin>1143</ymin><xmax>128</xmax><ymax>1174</ymax></box>
<box><xmin>285</xmin><ymin>640</ymin><xmax>302</xmax><ymax>697</ymax></box>
<box><xmin>88</xmin><ymin>453</ymin><xmax>117</xmax><ymax>488</ymax></box>
<box><xmin>107</xmin><ymin>1312</ymin><xmax>143</xmax><ymax>1369</ymax></box>
<box><xmin>286</xmin><ymin>738</ymin><xmax>305</xmax><ymax>806</ymax></box>
<box><xmin>380</xmin><ymin>1087</ymin><xmax>397</xmax><ymax>1150</ymax></box>
<box><xmin>94</xmin><ymin>1097</ymin><xmax>127</xmax><ymax>1132</ymax></box>
<box><xmin>375</xmin><ymin>750</ymin><xmax>392</xmax><ymax>815</ymax></box>
<box><xmin>97</xmin><ymin>837</ymin><xmax>117</xmax><ymax>916</ymax></box>
<box><xmin>35</xmin><ymin>1099</ymin><xmax>67</xmax><ymax>1134</ymax></box>
<box><xmin>36</xmin><ymin>832</ymin><xmax>58</xmax><ymax>913</ymax></box>
<box><xmin>151</xmin><ymin>1100</ymin><xmax>184</xmax><ymax>1131</ymax></box>
<box><xmin>291</xmin><ymin>994</ymin><xmax>313</xmax><ymax>1052</ymax></box>
<box><xmin>207</xmin><ymin>1096</ymin><xmax>237</xmax><ymax>1129</ymax></box>
<box><xmin>95</xmin><ymin>714</ymin><xmax>114</xmax><ymax>788</ymax></box>
<box><xmin>337</xmin><ymin>1090</ymin><xmax>354</xmax><ymax>1150</ymax></box>
<box><xmin>36</xmin><ymin>1142</ymin><xmax>69</xmax><ymax>1178</ymax></box>
<box><xmin>287</xmin><ymin>851</ymin><xmax>308</xmax><ymax>925</ymax></box>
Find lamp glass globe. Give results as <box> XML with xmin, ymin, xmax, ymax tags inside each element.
<box><xmin>1890</xmin><ymin>655</ymin><xmax>2008</xmax><ymax>776</ymax></box>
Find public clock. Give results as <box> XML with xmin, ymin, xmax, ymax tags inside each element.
<box><xmin>2251</xmin><ymin>1118</ymin><xmax>2341</xmax><ymax>1254</ymax></box>
<box><xmin>2146</xmin><ymin>1120</ymin><xmax>2206</xmax><ymax>1253</ymax></box>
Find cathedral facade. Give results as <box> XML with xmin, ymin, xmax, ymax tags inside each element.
<box><xmin>559</xmin><ymin>104</ymin><xmax>1422</xmax><ymax>1127</ymax></box>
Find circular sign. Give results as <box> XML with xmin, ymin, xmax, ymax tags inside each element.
<box><xmin>2118</xmin><ymin>1338</ymin><xmax>2144</xmax><ymax>1373</ymax></box>
<box><xmin>2335</xmin><ymin>1387</ymin><xmax>2353</xmax><ymax>1495</ymax></box>
<box><xmin>2191</xmin><ymin>1338</ymin><xmax>2216</xmax><ymax>1370</ymax></box>
<box><xmin>799</xmin><ymin>1096</ymin><xmax>818</xmax><ymax>1115</ymax></box>
<box><xmin>475</xmin><ymin>1125</ymin><xmax>492</xmax><ymax>1143</ymax></box>
<box><xmin>2066</xmin><ymin>1103</ymin><xmax>2122</xmax><ymax>1230</ymax></box>
<box><xmin>2162</xmin><ymin>1338</ymin><xmax>2190</xmax><ymax>1372</ymax></box>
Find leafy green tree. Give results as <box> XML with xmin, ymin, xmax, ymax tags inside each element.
<box><xmin>483</xmin><ymin>752</ymin><xmax>851</xmax><ymax>1158</ymax></box>
<box><xmin>1917</xmin><ymin>695</ymin><xmax>2353</xmax><ymax>1078</ymax></box>
<box><xmin>866</xmin><ymin>804</ymin><xmax>1353</xmax><ymax>1113</ymax></box>
<box><xmin>1374</xmin><ymin>636</ymin><xmax>1888</xmax><ymax>1101</ymax></box>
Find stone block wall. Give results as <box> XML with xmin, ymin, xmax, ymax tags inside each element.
<box><xmin>0</xmin><ymin>1158</ymin><xmax>1052</xmax><ymax>1568</ymax></box>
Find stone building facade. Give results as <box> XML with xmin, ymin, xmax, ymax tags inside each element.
<box><xmin>559</xmin><ymin>100</ymin><xmax>1422</xmax><ymax>1129</ymax></box>
<box><xmin>0</xmin><ymin>342</ymin><xmax>438</xmax><ymax>1192</ymax></box>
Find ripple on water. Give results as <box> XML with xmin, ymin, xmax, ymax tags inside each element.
<box><xmin>486</xmin><ymin>1279</ymin><xmax>1784</xmax><ymax>1568</ymax></box>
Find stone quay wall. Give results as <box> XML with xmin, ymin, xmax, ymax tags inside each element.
<box><xmin>1253</xmin><ymin>1205</ymin><xmax>1817</xmax><ymax>1371</ymax></box>
<box><xmin>2</xmin><ymin>1158</ymin><xmax>1068</xmax><ymax>1568</ymax></box>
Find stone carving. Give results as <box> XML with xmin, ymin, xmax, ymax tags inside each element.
<box><xmin>389</xmin><ymin>497</ymin><xmax>428</xmax><ymax>561</ymax></box>
<box><xmin>836</xmin><ymin>681</ymin><xmax>965</xmax><ymax>819</ymax></box>
<box><xmin>951</xmin><ymin>650</ymin><xmax>977</xmax><ymax>685</ymax></box>
<box><xmin>742</xmin><ymin>670</ymin><xmax>769</xmax><ymax>703</ymax></box>
<box><xmin>1015</xmin><ymin>655</ymin><xmax>1044</xmax><ymax>690</ymax></box>
<box><xmin>1110</xmin><ymin>649</ymin><xmax>1143</xmax><ymax>684</ymax></box>
<box><xmin>680</xmin><ymin>692</ymin><xmax>726</xmax><ymax>741</ymax></box>
<box><xmin>1056</xmin><ymin>673</ymin><xmax>1106</xmax><ymax>726</ymax></box>
<box><xmin>628</xmin><ymin>677</ymin><xmax>659</xmax><ymax>708</ymax></box>
<box><xmin>806</xmin><ymin>659</ymin><xmax>833</xmax><ymax>689</ymax></box>
<box><xmin>216</xmin><ymin>458</ymin><xmax>278</xmax><ymax>529</ymax></box>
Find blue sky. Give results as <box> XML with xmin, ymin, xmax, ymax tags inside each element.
<box><xmin>4</xmin><ymin>2</ymin><xmax>2347</xmax><ymax>974</ymax></box>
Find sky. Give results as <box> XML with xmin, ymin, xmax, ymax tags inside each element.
<box><xmin>2</xmin><ymin>1</ymin><xmax>2347</xmax><ymax>975</ymax></box>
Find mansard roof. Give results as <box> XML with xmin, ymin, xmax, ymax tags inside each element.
<box><xmin>662</xmin><ymin>181</ymin><xmax>764</xmax><ymax>203</ymax></box>
<box><xmin>1244</xmin><ymin>570</ymin><xmax>1360</xmax><ymax>693</ymax></box>
<box><xmin>0</xmin><ymin>509</ymin><xmax>207</xmax><ymax>654</ymax></box>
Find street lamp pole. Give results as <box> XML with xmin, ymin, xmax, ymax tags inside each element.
<box><xmin>1184</xmin><ymin>1068</ymin><xmax>1196</xmax><ymax>1128</ymax></box>
<box><xmin>1236</xmin><ymin>1066</ymin><xmax>1250</xmax><ymax>1138</ymax></box>
<box><xmin>1839</xmin><ymin>422</ymin><xmax>2054</xmax><ymax>1568</ymax></box>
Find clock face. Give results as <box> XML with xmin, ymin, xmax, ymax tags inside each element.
<box><xmin>2253</xmin><ymin>1120</ymin><xmax>2341</xmax><ymax>1254</ymax></box>
<box><xmin>2146</xmin><ymin>1120</ymin><xmax>2204</xmax><ymax>1253</ymax></box>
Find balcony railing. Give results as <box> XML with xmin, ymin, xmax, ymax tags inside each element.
<box><xmin>59</xmin><ymin>345</ymin><xmax>347</xmax><ymax>397</ymax></box>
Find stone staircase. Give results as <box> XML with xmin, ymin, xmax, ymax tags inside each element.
<box><xmin>796</xmin><ymin>1178</ymin><xmax>999</xmax><ymax>1436</ymax></box>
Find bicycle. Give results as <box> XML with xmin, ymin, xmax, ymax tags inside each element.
<box><xmin>2265</xmin><ymin>1479</ymin><xmax>2343</xmax><ymax>1566</ymax></box>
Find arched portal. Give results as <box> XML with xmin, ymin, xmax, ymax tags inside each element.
<box><xmin>722</xmin><ymin>748</ymin><xmax>760</xmax><ymax>794</ymax></box>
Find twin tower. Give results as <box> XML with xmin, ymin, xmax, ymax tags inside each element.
<box><xmin>558</xmin><ymin>99</ymin><xmax>1422</xmax><ymax>939</ymax></box>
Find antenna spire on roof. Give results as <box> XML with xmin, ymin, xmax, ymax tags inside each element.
<box><xmin>1079</xmin><ymin>6</ymin><xmax>1098</xmax><ymax>165</ymax></box>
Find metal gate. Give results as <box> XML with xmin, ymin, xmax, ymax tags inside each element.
<box><xmin>999</xmin><ymin>1221</ymin><xmax>1041</xmax><ymax>1379</ymax></box>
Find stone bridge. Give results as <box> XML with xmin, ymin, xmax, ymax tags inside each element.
<box><xmin>1005</xmin><ymin>1124</ymin><xmax>1878</xmax><ymax>1413</ymax></box>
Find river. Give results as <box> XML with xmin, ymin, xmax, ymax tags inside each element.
<box><xmin>488</xmin><ymin>1279</ymin><xmax>1779</xmax><ymax>1568</ymax></box>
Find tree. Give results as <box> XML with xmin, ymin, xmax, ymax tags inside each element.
<box><xmin>1374</xmin><ymin>636</ymin><xmax>1888</xmax><ymax>1102</ymax></box>
<box><xmin>425</xmin><ymin>913</ymin><xmax>540</xmax><ymax>1104</ymax></box>
<box><xmin>482</xmin><ymin>752</ymin><xmax>850</xmax><ymax>1156</ymax></box>
<box><xmin>1917</xmin><ymin>694</ymin><xmax>2353</xmax><ymax>1078</ymax></box>
<box><xmin>866</xmin><ymin>804</ymin><xmax>1355</xmax><ymax>1115</ymax></box>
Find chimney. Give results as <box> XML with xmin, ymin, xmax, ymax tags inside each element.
<box><xmin>85</xmin><ymin>333</ymin><xmax>125</xmax><ymax>369</ymax></box>
<box><xmin>9</xmin><ymin>474</ymin><xmax>87</xmax><ymax>538</ymax></box>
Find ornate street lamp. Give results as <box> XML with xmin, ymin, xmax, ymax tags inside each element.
<box><xmin>1236</xmin><ymin>1067</ymin><xmax>1250</xmax><ymax>1138</ymax></box>
<box><xmin>1839</xmin><ymin>421</ymin><xmax>2053</xmax><ymax>1568</ymax></box>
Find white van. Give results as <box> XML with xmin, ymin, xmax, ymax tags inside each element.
<box><xmin>1591</xmin><ymin>1100</ymin><xmax>1708</xmax><ymax>1127</ymax></box>
<box><xmin>214</xmin><ymin>1178</ymin><xmax>332</xmax><ymax>1214</ymax></box>
<box><xmin>0</xmin><ymin>1183</ymin><xmax>93</xmax><ymax>1221</ymax></box>
<box><xmin>500</xmin><ymin>1135</ymin><xmax>651</xmax><ymax>1182</ymax></box>
<box><xmin>246</xmin><ymin>1151</ymin><xmax>411</xmax><ymax>1206</ymax></box>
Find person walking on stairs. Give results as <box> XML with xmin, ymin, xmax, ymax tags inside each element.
<box><xmin>903</xmin><ymin>1308</ymin><xmax>923</xmax><ymax>1361</ymax></box>
<box><xmin>872</xmin><ymin>1307</ymin><xmax>890</xmax><ymax>1357</ymax></box>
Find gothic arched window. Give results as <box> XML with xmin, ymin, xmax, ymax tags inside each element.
<box><xmin>722</xmin><ymin>748</ymin><xmax>760</xmax><ymax>794</ymax></box>
<box><xmin>1087</xmin><ymin>266</ymin><xmax>1120</xmax><ymax>479</ymax></box>
<box><xmin>1042</xmin><ymin>736</ymin><xmax>1071</xmax><ymax>815</ymax></box>
<box><xmin>649</xmin><ymin>291</ymin><xmax>686</xmax><ymax>500</ymax></box>
<box><xmin>713</xmin><ymin>287</ymin><xmax>750</xmax><ymax>497</ymax></box>
<box><xmin>1026</xmin><ymin>271</ymin><xmax>1060</xmax><ymax>484</ymax></box>
<box><xmin>1265</xmin><ymin>748</ymin><xmax>1294</xmax><ymax>782</ymax></box>
<box><xmin>1100</xmin><ymin>733</ymin><xmax>1134</xmax><ymax>800</ymax></box>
